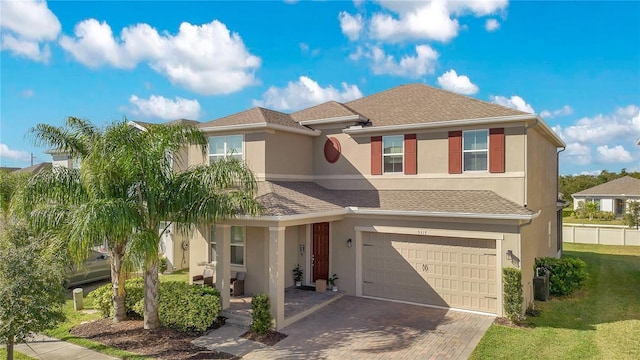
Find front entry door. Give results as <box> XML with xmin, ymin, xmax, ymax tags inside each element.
<box><xmin>312</xmin><ymin>222</ymin><xmax>330</xmax><ymax>282</ymax></box>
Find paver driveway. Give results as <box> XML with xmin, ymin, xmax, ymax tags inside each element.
<box><xmin>243</xmin><ymin>296</ymin><xmax>494</xmax><ymax>360</ymax></box>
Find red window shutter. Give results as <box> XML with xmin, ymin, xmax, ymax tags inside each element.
<box><xmin>371</xmin><ymin>136</ymin><xmax>382</xmax><ymax>175</ymax></box>
<box><xmin>489</xmin><ymin>128</ymin><xmax>505</xmax><ymax>173</ymax></box>
<box><xmin>448</xmin><ymin>131</ymin><xmax>462</xmax><ymax>174</ymax></box>
<box><xmin>404</xmin><ymin>134</ymin><xmax>417</xmax><ymax>175</ymax></box>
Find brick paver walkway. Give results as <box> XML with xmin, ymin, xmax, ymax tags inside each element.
<box><xmin>243</xmin><ymin>296</ymin><xmax>494</xmax><ymax>360</ymax></box>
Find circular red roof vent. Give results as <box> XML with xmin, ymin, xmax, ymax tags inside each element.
<box><xmin>324</xmin><ymin>137</ymin><xmax>341</xmax><ymax>164</ymax></box>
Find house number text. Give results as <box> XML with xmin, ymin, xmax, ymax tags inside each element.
<box><xmin>422</xmin><ymin>264</ymin><xmax>429</xmax><ymax>272</ymax></box>
<box><xmin>417</xmin><ymin>230</ymin><xmax>428</xmax><ymax>235</ymax></box>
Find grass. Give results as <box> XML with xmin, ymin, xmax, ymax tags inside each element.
<box><xmin>563</xmin><ymin>216</ymin><xmax>626</xmax><ymax>226</ymax></box>
<box><xmin>159</xmin><ymin>268</ymin><xmax>189</xmax><ymax>283</ymax></box>
<box><xmin>471</xmin><ymin>243</ymin><xmax>640</xmax><ymax>360</ymax></box>
<box><xmin>0</xmin><ymin>348</ymin><xmax>36</xmax><ymax>360</ymax></box>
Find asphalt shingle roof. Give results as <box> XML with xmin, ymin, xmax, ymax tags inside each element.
<box><xmin>290</xmin><ymin>101</ymin><xmax>361</xmax><ymax>122</ymax></box>
<box><xmin>573</xmin><ymin>176</ymin><xmax>640</xmax><ymax>197</ymax></box>
<box><xmin>256</xmin><ymin>181</ymin><xmax>535</xmax><ymax>217</ymax></box>
<box><xmin>199</xmin><ymin>107</ymin><xmax>309</xmax><ymax>131</ymax></box>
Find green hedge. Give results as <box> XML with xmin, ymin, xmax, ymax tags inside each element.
<box><xmin>502</xmin><ymin>268</ymin><xmax>523</xmax><ymax>322</ymax></box>
<box><xmin>89</xmin><ymin>279</ymin><xmax>220</xmax><ymax>332</ymax></box>
<box><xmin>250</xmin><ymin>293</ymin><xmax>273</xmax><ymax>335</ymax></box>
<box><xmin>535</xmin><ymin>256</ymin><xmax>588</xmax><ymax>296</ymax></box>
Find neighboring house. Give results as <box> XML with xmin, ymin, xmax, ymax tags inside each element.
<box><xmin>572</xmin><ymin>176</ymin><xmax>640</xmax><ymax>217</ymax></box>
<box><xmin>14</xmin><ymin>162</ymin><xmax>51</xmax><ymax>174</ymax></box>
<box><xmin>185</xmin><ymin>83</ymin><xmax>565</xmax><ymax>328</ymax></box>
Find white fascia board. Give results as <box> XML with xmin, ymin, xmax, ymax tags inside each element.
<box><xmin>343</xmin><ymin>114</ymin><xmax>565</xmax><ymax>148</ymax></box>
<box><xmin>299</xmin><ymin>115</ymin><xmax>368</xmax><ymax>126</ymax></box>
<box><xmin>128</xmin><ymin>120</ymin><xmax>148</xmax><ymax>132</ymax></box>
<box><xmin>348</xmin><ymin>207</ymin><xmax>540</xmax><ymax>221</ymax></box>
<box><xmin>199</xmin><ymin>122</ymin><xmax>320</xmax><ymax>137</ymax></box>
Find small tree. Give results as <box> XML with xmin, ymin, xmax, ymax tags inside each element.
<box><xmin>623</xmin><ymin>201</ymin><xmax>640</xmax><ymax>229</ymax></box>
<box><xmin>250</xmin><ymin>294</ymin><xmax>273</xmax><ymax>335</ymax></box>
<box><xmin>0</xmin><ymin>225</ymin><xmax>65</xmax><ymax>360</ymax></box>
<box><xmin>585</xmin><ymin>201</ymin><xmax>599</xmax><ymax>221</ymax></box>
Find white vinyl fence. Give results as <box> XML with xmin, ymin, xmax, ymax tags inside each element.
<box><xmin>563</xmin><ymin>224</ymin><xmax>640</xmax><ymax>246</ymax></box>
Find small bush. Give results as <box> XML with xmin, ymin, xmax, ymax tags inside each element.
<box><xmin>250</xmin><ymin>293</ymin><xmax>273</xmax><ymax>335</ymax></box>
<box><xmin>89</xmin><ymin>279</ymin><xmax>220</xmax><ymax>332</ymax></box>
<box><xmin>158</xmin><ymin>257</ymin><xmax>168</xmax><ymax>274</ymax></box>
<box><xmin>503</xmin><ymin>268</ymin><xmax>523</xmax><ymax>322</ymax></box>
<box><xmin>158</xmin><ymin>282</ymin><xmax>221</xmax><ymax>332</ymax></box>
<box><xmin>535</xmin><ymin>256</ymin><xmax>588</xmax><ymax>296</ymax></box>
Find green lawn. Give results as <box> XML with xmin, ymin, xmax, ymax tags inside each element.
<box><xmin>563</xmin><ymin>216</ymin><xmax>626</xmax><ymax>226</ymax></box>
<box><xmin>471</xmin><ymin>243</ymin><xmax>640</xmax><ymax>360</ymax></box>
<box><xmin>159</xmin><ymin>268</ymin><xmax>189</xmax><ymax>283</ymax></box>
<box><xmin>0</xmin><ymin>348</ymin><xmax>36</xmax><ymax>360</ymax></box>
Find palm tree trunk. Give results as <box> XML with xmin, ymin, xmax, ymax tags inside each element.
<box><xmin>7</xmin><ymin>336</ymin><xmax>14</xmax><ymax>360</ymax></box>
<box><xmin>143</xmin><ymin>259</ymin><xmax>160</xmax><ymax>329</ymax></box>
<box><xmin>110</xmin><ymin>246</ymin><xmax>126</xmax><ymax>322</ymax></box>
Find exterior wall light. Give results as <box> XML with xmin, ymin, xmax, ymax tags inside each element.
<box><xmin>347</xmin><ymin>238</ymin><xmax>352</xmax><ymax>247</ymax></box>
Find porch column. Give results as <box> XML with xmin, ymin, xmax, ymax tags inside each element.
<box><xmin>268</xmin><ymin>226</ymin><xmax>285</xmax><ymax>329</ymax></box>
<box><xmin>215</xmin><ymin>225</ymin><xmax>231</xmax><ymax>309</ymax></box>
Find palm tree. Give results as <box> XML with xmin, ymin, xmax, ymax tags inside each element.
<box><xmin>111</xmin><ymin>123</ymin><xmax>262</xmax><ymax>329</ymax></box>
<box><xmin>23</xmin><ymin>118</ymin><xmax>142</xmax><ymax>322</ymax></box>
<box><xmin>585</xmin><ymin>201</ymin><xmax>599</xmax><ymax>221</ymax></box>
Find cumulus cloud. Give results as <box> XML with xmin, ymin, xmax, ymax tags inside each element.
<box><xmin>0</xmin><ymin>0</ymin><xmax>60</xmax><ymax>62</ymax></box>
<box><xmin>60</xmin><ymin>19</ymin><xmax>260</xmax><ymax>95</ymax></box>
<box><xmin>485</xmin><ymin>19</ymin><xmax>500</xmax><ymax>31</ymax></box>
<box><xmin>491</xmin><ymin>95</ymin><xmax>535</xmax><ymax>113</ymax></box>
<box><xmin>540</xmin><ymin>105</ymin><xmax>573</xmax><ymax>119</ymax></box>
<box><xmin>362</xmin><ymin>0</ymin><xmax>508</xmax><ymax>43</ymax></box>
<box><xmin>129</xmin><ymin>95</ymin><xmax>201</xmax><ymax>120</ymax></box>
<box><xmin>437</xmin><ymin>69</ymin><xmax>478</xmax><ymax>94</ymax></box>
<box><xmin>339</xmin><ymin>12</ymin><xmax>364</xmax><ymax>41</ymax></box>
<box><xmin>564</xmin><ymin>142</ymin><xmax>592</xmax><ymax>165</ymax></box>
<box><xmin>596</xmin><ymin>145</ymin><xmax>634</xmax><ymax>163</ymax></box>
<box><xmin>253</xmin><ymin>76</ymin><xmax>363</xmax><ymax>111</ymax></box>
<box><xmin>553</xmin><ymin>105</ymin><xmax>640</xmax><ymax>145</ymax></box>
<box><xmin>364</xmin><ymin>44</ymin><xmax>439</xmax><ymax>78</ymax></box>
<box><xmin>0</xmin><ymin>143</ymin><xmax>31</xmax><ymax>162</ymax></box>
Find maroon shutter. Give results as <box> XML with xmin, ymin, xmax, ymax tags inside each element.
<box><xmin>448</xmin><ymin>131</ymin><xmax>462</xmax><ymax>174</ymax></box>
<box><xmin>371</xmin><ymin>136</ymin><xmax>382</xmax><ymax>175</ymax></box>
<box><xmin>404</xmin><ymin>134</ymin><xmax>417</xmax><ymax>175</ymax></box>
<box><xmin>489</xmin><ymin>128</ymin><xmax>505</xmax><ymax>173</ymax></box>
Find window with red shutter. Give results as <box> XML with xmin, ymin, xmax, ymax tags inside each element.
<box><xmin>489</xmin><ymin>128</ymin><xmax>505</xmax><ymax>173</ymax></box>
<box><xmin>448</xmin><ymin>131</ymin><xmax>462</xmax><ymax>174</ymax></box>
<box><xmin>404</xmin><ymin>134</ymin><xmax>417</xmax><ymax>175</ymax></box>
<box><xmin>371</xmin><ymin>136</ymin><xmax>382</xmax><ymax>175</ymax></box>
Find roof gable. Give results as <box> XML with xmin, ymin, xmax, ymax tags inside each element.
<box><xmin>290</xmin><ymin>101</ymin><xmax>361</xmax><ymax>122</ymax></box>
<box><xmin>199</xmin><ymin>107</ymin><xmax>308</xmax><ymax>131</ymax></box>
<box><xmin>573</xmin><ymin>176</ymin><xmax>640</xmax><ymax>197</ymax></box>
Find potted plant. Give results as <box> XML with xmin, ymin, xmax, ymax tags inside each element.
<box><xmin>293</xmin><ymin>264</ymin><xmax>303</xmax><ymax>287</ymax></box>
<box><xmin>328</xmin><ymin>274</ymin><xmax>339</xmax><ymax>291</ymax></box>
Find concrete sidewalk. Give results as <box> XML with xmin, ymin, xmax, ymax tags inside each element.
<box><xmin>13</xmin><ymin>334</ymin><xmax>118</xmax><ymax>360</ymax></box>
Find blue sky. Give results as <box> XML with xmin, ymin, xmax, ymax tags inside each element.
<box><xmin>1</xmin><ymin>0</ymin><xmax>638</xmax><ymax>175</ymax></box>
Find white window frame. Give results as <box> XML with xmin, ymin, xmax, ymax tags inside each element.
<box><xmin>208</xmin><ymin>135</ymin><xmax>244</xmax><ymax>164</ymax></box>
<box><xmin>462</xmin><ymin>129</ymin><xmax>489</xmax><ymax>172</ymax></box>
<box><xmin>382</xmin><ymin>135</ymin><xmax>404</xmax><ymax>174</ymax></box>
<box><xmin>210</xmin><ymin>225</ymin><xmax>246</xmax><ymax>267</ymax></box>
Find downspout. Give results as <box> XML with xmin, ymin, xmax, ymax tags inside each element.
<box><xmin>523</xmin><ymin>119</ymin><xmax>539</xmax><ymax>207</ymax></box>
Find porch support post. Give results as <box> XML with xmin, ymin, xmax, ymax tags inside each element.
<box><xmin>268</xmin><ymin>226</ymin><xmax>286</xmax><ymax>330</ymax></box>
<box><xmin>216</xmin><ymin>225</ymin><xmax>231</xmax><ymax>310</ymax></box>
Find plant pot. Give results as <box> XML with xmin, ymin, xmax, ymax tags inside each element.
<box><xmin>295</xmin><ymin>281</ymin><xmax>302</xmax><ymax>287</ymax></box>
<box><xmin>332</xmin><ymin>286</ymin><xmax>338</xmax><ymax>292</ymax></box>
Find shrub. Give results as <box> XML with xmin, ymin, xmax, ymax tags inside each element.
<box><xmin>89</xmin><ymin>279</ymin><xmax>220</xmax><ymax>332</ymax></box>
<box><xmin>250</xmin><ymin>293</ymin><xmax>273</xmax><ymax>335</ymax></box>
<box><xmin>503</xmin><ymin>267</ymin><xmax>523</xmax><ymax>322</ymax></box>
<box><xmin>158</xmin><ymin>282</ymin><xmax>221</xmax><ymax>332</ymax></box>
<box><xmin>158</xmin><ymin>256</ymin><xmax>168</xmax><ymax>274</ymax></box>
<box><xmin>535</xmin><ymin>256</ymin><xmax>588</xmax><ymax>296</ymax></box>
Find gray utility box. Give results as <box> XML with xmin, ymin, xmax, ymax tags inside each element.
<box><xmin>533</xmin><ymin>268</ymin><xmax>550</xmax><ymax>301</ymax></box>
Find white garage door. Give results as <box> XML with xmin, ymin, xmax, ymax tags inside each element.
<box><xmin>362</xmin><ymin>232</ymin><xmax>497</xmax><ymax>313</ymax></box>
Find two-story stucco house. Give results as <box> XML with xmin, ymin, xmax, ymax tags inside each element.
<box><xmin>185</xmin><ymin>83</ymin><xmax>565</xmax><ymax>329</ymax></box>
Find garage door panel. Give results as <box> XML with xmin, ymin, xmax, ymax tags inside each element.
<box><xmin>362</xmin><ymin>233</ymin><xmax>497</xmax><ymax>313</ymax></box>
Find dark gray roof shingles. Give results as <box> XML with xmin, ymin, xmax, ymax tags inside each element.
<box><xmin>573</xmin><ymin>176</ymin><xmax>640</xmax><ymax>196</ymax></box>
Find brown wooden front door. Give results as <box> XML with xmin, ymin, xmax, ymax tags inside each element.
<box><xmin>312</xmin><ymin>222</ymin><xmax>330</xmax><ymax>282</ymax></box>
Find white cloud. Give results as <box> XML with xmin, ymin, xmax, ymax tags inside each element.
<box><xmin>596</xmin><ymin>145</ymin><xmax>634</xmax><ymax>163</ymax></box>
<box><xmin>0</xmin><ymin>0</ymin><xmax>60</xmax><ymax>62</ymax></box>
<box><xmin>253</xmin><ymin>76</ymin><xmax>363</xmax><ymax>111</ymax></box>
<box><xmin>553</xmin><ymin>105</ymin><xmax>640</xmax><ymax>145</ymax></box>
<box><xmin>364</xmin><ymin>0</ymin><xmax>508</xmax><ymax>43</ymax></box>
<box><xmin>485</xmin><ymin>19</ymin><xmax>500</xmax><ymax>32</ymax></box>
<box><xmin>540</xmin><ymin>105</ymin><xmax>573</xmax><ymax>119</ymax></box>
<box><xmin>491</xmin><ymin>95</ymin><xmax>535</xmax><ymax>113</ymax></box>
<box><xmin>60</xmin><ymin>19</ymin><xmax>261</xmax><ymax>95</ymax></box>
<box><xmin>0</xmin><ymin>144</ymin><xmax>31</xmax><ymax>162</ymax></box>
<box><xmin>367</xmin><ymin>44</ymin><xmax>439</xmax><ymax>78</ymax></box>
<box><xmin>437</xmin><ymin>69</ymin><xmax>478</xmax><ymax>94</ymax></box>
<box><xmin>564</xmin><ymin>142</ymin><xmax>592</xmax><ymax>165</ymax></box>
<box><xmin>299</xmin><ymin>42</ymin><xmax>320</xmax><ymax>56</ymax></box>
<box><xmin>21</xmin><ymin>89</ymin><xmax>35</xmax><ymax>98</ymax></box>
<box><xmin>129</xmin><ymin>95</ymin><xmax>201</xmax><ymax>120</ymax></box>
<box><xmin>339</xmin><ymin>12</ymin><xmax>364</xmax><ymax>41</ymax></box>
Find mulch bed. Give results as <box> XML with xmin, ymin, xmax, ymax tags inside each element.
<box><xmin>241</xmin><ymin>329</ymin><xmax>288</xmax><ymax>346</ymax></box>
<box><xmin>71</xmin><ymin>318</ymin><xmax>238</xmax><ymax>359</ymax></box>
<box><xmin>493</xmin><ymin>316</ymin><xmax>534</xmax><ymax>329</ymax></box>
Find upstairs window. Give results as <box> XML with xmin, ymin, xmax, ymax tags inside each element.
<box><xmin>383</xmin><ymin>135</ymin><xmax>404</xmax><ymax>173</ymax></box>
<box><xmin>463</xmin><ymin>130</ymin><xmax>488</xmax><ymax>171</ymax></box>
<box><xmin>209</xmin><ymin>135</ymin><xmax>243</xmax><ymax>164</ymax></box>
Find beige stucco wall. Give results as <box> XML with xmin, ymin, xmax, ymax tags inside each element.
<box><xmin>245</xmin><ymin>227</ymin><xmax>267</xmax><ymax>294</ymax></box>
<box><xmin>188</xmin><ymin>225</ymin><xmax>210</xmax><ymax>283</ymax></box>
<box><xmin>264</xmin><ymin>132</ymin><xmax>313</xmax><ymax>179</ymax></box>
